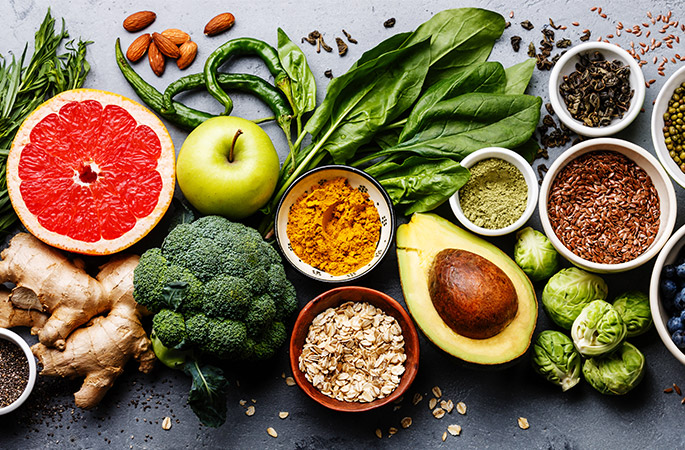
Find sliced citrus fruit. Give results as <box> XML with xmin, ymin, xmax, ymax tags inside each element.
<box><xmin>7</xmin><ymin>89</ymin><xmax>175</xmax><ymax>255</ymax></box>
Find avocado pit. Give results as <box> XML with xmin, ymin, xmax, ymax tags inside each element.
<box><xmin>428</xmin><ymin>248</ymin><xmax>518</xmax><ymax>339</ymax></box>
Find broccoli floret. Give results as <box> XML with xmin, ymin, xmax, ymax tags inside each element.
<box><xmin>153</xmin><ymin>309</ymin><xmax>188</xmax><ymax>348</ymax></box>
<box><xmin>245</xmin><ymin>294</ymin><xmax>276</xmax><ymax>337</ymax></box>
<box><xmin>133</xmin><ymin>248</ymin><xmax>169</xmax><ymax>312</ymax></box>
<box><xmin>203</xmin><ymin>274</ymin><xmax>251</xmax><ymax>319</ymax></box>
<box><xmin>133</xmin><ymin>215</ymin><xmax>298</xmax><ymax>365</ymax></box>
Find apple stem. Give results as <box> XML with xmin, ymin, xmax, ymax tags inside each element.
<box><xmin>229</xmin><ymin>129</ymin><xmax>243</xmax><ymax>163</ymax></box>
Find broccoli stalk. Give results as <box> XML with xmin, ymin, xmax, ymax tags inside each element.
<box><xmin>151</xmin><ymin>333</ymin><xmax>230</xmax><ymax>428</ymax></box>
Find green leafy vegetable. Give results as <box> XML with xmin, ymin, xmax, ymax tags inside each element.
<box><xmin>277</xmin><ymin>28</ymin><xmax>316</xmax><ymax>128</ymax></box>
<box><xmin>366</xmin><ymin>156</ymin><xmax>470</xmax><ymax>214</ymax></box>
<box><xmin>542</xmin><ymin>268</ymin><xmax>608</xmax><ymax>329</ymax></box>
<box><xmin>504</xmin><ymin>58</ymin><xmax>536</xmax><ymax>94</ymax></box>
<box><xmin>583</xmin><ymin>342</ymin><xmax>645</xmax><ymax>395</ymax></box>
<box><xmin>184</xmin><ymin>361</ymin><xmax>231</xmax><ymax>428</ymax></box>
<box><xmin>531</xmin><ymin>330</ymin><xmax>581</xmax><ymax>392</ymax></box>
<box><xmin>0</xmin><ymin>9</ymin><xmax>90</xmax><ymax>233</ymax></box>
<box><xmin>514</xmin><ymin>227</ymin><xmax>559</xmax><ymax>282</ymax></box>
<box><xmin>612</xmin><ymin>291</ymin><xmax>652</xmax><ymax>337</ymax></box>
<box><xmin>571</xmin><ymin>300</ymin><xmax>627</xmax><ymax>357</ymax></box>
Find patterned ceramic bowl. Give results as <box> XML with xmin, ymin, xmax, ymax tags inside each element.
<box><xmin>274</xmin><ymin>165</ymin><xmax>395</xmax><ymax>282</ymax></box>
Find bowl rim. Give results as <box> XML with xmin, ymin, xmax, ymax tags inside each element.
<box><xmin>274</xmin><ymin>165</ymin><xmax>396</xmax><ymax>283</ymax></box>
<box><xmin>651</xmin><ymin>64</ymin><xmax>685</xmax><ymax>189</ymax></box>
<box><xmin>0</xmin><ymin>328</ymin><xmax>37</xmax><ymax>415</ymax></box>
<box><xmin>538</xmin><ymin>137</ymin><xmax>677</xmax><ymax>273</ymax></box>
<box><xmin>649</xmin><ymin>223</ymin><xmax>685</xmax><ymax>365</ymax></box>
<box><xmin>289</xmin><ymin>286</ymin><xmax>420</xmax><ymax>412</ymax></box>
<box><xmin>448</xmin><ymin>147</ymin><xmax>538</xmax><ymax>237</ymax></box>
<box><xmin>548</xmin><ymin>41</ymin><xmax>646</xmax><ymax>137</ymax></box>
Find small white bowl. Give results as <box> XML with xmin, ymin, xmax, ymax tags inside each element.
<box><xmin>0</xmin><ymin>328</ymin><xmax>36</xmax><ymax>415</ymax></box>
<box><xmin>448</xmin><ymin>147</ymin><xmax>538</xmax><ymax>237</ymax></box>
<box><xmin>651</xmin><ymin>65</ymin><xmax>685</xmax><ymax>189</ymax></box>
<box><xmin>539</xmin><ymin>138</ymin><xmax>676</xmax><ymax>273</ymax></box>
<box><xmin>274</xmin><ymin>165</ymin><xmax>395</xmax><ymax>283</ymax></box>
<box><xmin>548</xmin><ymin>42</ymin><xmax>646</xmax><ymax>137</ymax></box>
<box><xmin>650</xmin><ymin>224</ymin><xmax>685</xmax><ymax>366</ymax></box>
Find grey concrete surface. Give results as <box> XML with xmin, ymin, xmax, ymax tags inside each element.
<box><xmin>0</xmin><ymin>0</ymin><xmax>684</xmax><ymax>448</ymax></box>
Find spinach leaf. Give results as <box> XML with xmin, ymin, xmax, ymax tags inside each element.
<box><xmin>400</xmin><ymin>62</ymin><xmax>506</xmax><ymax>141</ymax></box>
<box><xmin>349</xmin><ymin>32</ymin><xmax>413</xmax><ymax>71</ymax></box>
<box><xmin>405</xmin><ymin>8</ymin><xmax>505</xmax><ymax>86</ymax></box>
<box><xmin>378</xmin><ymin>94</ymin><xmax>542</xmax><ymax>161</ymax></box>
<box><xmin>183</xmin><ymin>361</ymin><xmax>230</xmax><ymax>428</ymax></box>
<box><xmin>504</xmin><ymin>58</ymin><xmax>536</xmax><ymax>94</ymax></box>
<box><xmin>277</xmin><ymin>28</ymin><xmax>316</xmax><ymax>116</ymax></box>
<box><xmin>367</xmin><ymin>156</ymin><xmax>470</xmax><ymax>215</ymax></box>
<box><xmin>305</xmin><ymin>39</ymin><xmax>431</xmax><ymax>163</ymax></box>
<box><xmin>513</xmin><ymin>137</ymin><xmax>541</xmax><ymax>163</ymax></box>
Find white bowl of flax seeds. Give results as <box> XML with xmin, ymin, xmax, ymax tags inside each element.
<box><xmin>539</xmin><ymin>138</ymin><xmax>676</xmax><ymax>273</ymax></box>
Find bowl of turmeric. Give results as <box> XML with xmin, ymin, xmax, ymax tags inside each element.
<box><xmin>274</xmin><ymin>165</ymin><xmax>395</xmax><ymax>282</ymax></box>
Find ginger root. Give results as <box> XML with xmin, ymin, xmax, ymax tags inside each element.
<box><xmin>0</xmin><ymin>233</ymin><xmax>155</xmax><ymax>409</ymax></box>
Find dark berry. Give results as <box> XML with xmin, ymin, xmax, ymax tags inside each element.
<box><xmin>677</xmin><ymin>263</ymin><xmax>685</xmax><ymax>279</ymax></box>
<box><xmin>662</xmin><ymin>278</ymin><xmax>678</xmax><ymax>300</ymax></box>
<box><xmin>663</xmin><ymin>264</ymin><xmax>676</xmax><ymax>279</ymax></box>
<box><xmin>668</xmin><ymin>316</ymin><xmax>684</xmax><ymax>334</ymax></box>
<box><xmin>673</xmin><ymin>330</ymin><xmax>685</xmax><ymax>349</ymax></box>
<box><xmin>675</xmin><ymin>288</ymin><xmax>685</xmax><ymax>310</ymax></box>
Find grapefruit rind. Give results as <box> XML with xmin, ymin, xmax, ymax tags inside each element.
<box><xmin>7</xmin><ymin>89</ymin><xmax>175</xmax><ymax>256</ymax></box>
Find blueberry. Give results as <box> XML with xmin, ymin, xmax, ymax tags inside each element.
<box><xmin>668</xmin><ymin>316</ymin><xmax>684</xmax><ymax>334</ymax></box>
<box><xmin>673</xmin><ymin>330</ymin><xmax>685</xmax><ymax>349</ymax></box>
<box><xmin>663</xmin><ymin>264</ymin><xmax>677</xmax><ymax>279</ymax></box>
<box><xmin>680</xmin><ymin>309</ymin><xmax>685</xmax><ymax>322</ymax></box>
<box><xmin>677</xmin><ymin>262</ymin><xmax>685</xmax><ymax>279</ymax></box>
<box><xmin>662</xmin><ymin>278</ymin><xmax>678</xmax><ymax>300</ymax></box>
<box><xmin>674</xmin><ymin>287</ymin><xmax>685</xmax><ymax>310</ymax></box>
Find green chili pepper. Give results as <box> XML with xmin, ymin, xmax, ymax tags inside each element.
<box><xmin>115</xmin><ymin>39</ymin><xmax>292</xmax><ymax>133</ymax></box>
<box><xmin>203</xmin><ymin>37</ymin><xmax>292</xmax><ymax>115</ymax></box>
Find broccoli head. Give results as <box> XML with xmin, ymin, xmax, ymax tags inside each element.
<box><xmin>133</xmin><ymin>215</ymin><xmax>298</xmax><ymax>364</ymax></box>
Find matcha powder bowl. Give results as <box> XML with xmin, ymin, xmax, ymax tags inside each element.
<box><xmin>449</xmin><ymin>147</ymin><xmax>538</xmax><ymax>237</ymax></box>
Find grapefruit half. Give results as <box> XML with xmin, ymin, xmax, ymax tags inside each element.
<box><xmin>7</xmin><ymin>89</ymin><xmax>175</xmax><ymax>255</ymax></box>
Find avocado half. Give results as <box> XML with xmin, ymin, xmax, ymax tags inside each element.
<box><xmin>396</xmin><ymin>213</ymin><xmax>537</xmax><ymax>365</ymax></box>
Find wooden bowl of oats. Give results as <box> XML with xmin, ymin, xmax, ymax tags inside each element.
<box><xmin>289</xmin><ymin>286</ymin><xmax>420</xmax><ymax>412</ymax></box>
<box><xmin>538</xmin><ymin>137</ymin><xmax>676</xmax><ymax>273</ymax></box>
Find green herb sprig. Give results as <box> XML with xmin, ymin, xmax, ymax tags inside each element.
<box><xmin>0</xmin><ymin>9</ymin><xmax>91</xmax><ymax>232</ymax></box>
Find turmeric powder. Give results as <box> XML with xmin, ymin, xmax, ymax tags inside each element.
<box><xmin>287</xmin><ymin>177</ymin><xmax>381</xmax><ymax>276</ymax></box>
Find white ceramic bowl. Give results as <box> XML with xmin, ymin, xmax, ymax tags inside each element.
<box><xmin>650</xmin><ymin>224</ymin><xmax>685</xmax><ymax>366</ymax></box>
<box><xmin>0</xmin><ymin>328</ymin><xmax>36</xmax><ymax>415</ymax></box>
<box><xmin>548</xmin><ymin>42</ymin><xmax>646</xmax><ymax>137</ymax></box>
<box><xmin>651</xmin><ymin>65</ymin><xmax>685</xmax><ymax>189</ymax></box>
<box><xmin>448</xmin><ymin>147</ymin><xmax>538</xmax><ymax>237</ymax></box>
<box><xmin>539</xmin><ymin>138</ymin><xmax>676</xmax><ymax>273</ymax></box>
<box><xmin>274</xmin><ymin>165</ymin><xmax>395</xmax><ymax>283</ymax></box>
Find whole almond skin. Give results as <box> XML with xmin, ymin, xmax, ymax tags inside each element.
<box><xmin>177</xmin><ymin>41</ymin><xmax>198</xmax><ymax>70</ymax></box>
<box><xmin>126</xmin><ymin>33</ymin><xmax>151</xmax><ymax>62</ymax></box>
<box><xmin>148</xmin><ymin>41</ymin><xmax>165</xmax><ymax>76</ymax></box>
<box><xmin>123</xmin><ymin>11</ymin><xmax>156</xmax><ymax>32</ymax></box>
<box><xmin>152</xmin><ymin>32</ymin><xmax>181</xmax><ymax>59</ymax></box>
<box><xmin>204</xmin><ymin>13</ymin><xmax>235</xmax><ymax>36</ymax></box>
<box><xmin>161</xmin><ymin>28</ymin><xmax>191</xmax><ymax>45</ymax></box>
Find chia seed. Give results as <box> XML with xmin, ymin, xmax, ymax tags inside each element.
<box><xmin>0</xmin><ymin>338</ymin><xmax>30</xmax><ymax>408</ymax></box>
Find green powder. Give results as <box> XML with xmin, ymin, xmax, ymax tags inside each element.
<box><xmin>459</xmin><ymin>158</ymin><xmax>528</xmax><ymax>230</ymax></box>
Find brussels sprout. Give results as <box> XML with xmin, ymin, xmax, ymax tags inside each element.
<box><xmin>612</xmin><ymin>291</ymin><xmax>652</xmax><ymax>337</ymax></box>
<box><xmin>542</xmin><ymin>267</ymin><xmax>609</xmax><ymax>329</ymax></box>
<box><xmin>531</xmin><ymin>330</ymin><xmax>581</xmax><ymax>391</ymax></box>
<box><xmin>514</xmin><ymin>227</ymin><xmax>560</xmax><ymax>282</ymax></box>
<box><xmin>571</xmin><ymin>300</ymin><xmax>627</xmax><ymax>357</ymax></box>
<box><xmin>582</xmin><ymin>342</ymin><xmax>645</xmax><ymax>395</ymax></box>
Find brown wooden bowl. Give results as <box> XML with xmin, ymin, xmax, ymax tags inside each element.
<box><xmin>289</xmin><ymin>286</ymin><xmax>420</xmax><ymax>412</ymax></box>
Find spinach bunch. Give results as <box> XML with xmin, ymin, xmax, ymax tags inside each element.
<box><xmin>262</xmin><ymin>8</ymin><xmax>541</xmax><ymax>232</ymax></box>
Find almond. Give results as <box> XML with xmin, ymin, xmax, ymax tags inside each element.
<box><xmin>123</xmin><ymin>11</ymin><xmax>156</xmax><ymax>32</ymax></box>
<box><xmin>126</xmin><ymin>33</ymin><xmax>151</xmax><ymax>62</ymax></box>
<box><xmin>177</xmin><ymin>41</ymin><xmax>198</xmax><ymax>70</ymax></box>
<box><xmin>161</xmin><ymin>28</ymin><xmax>191</xmax><ymax>45</ymax></box>
<box><xmin>148</xmin><ymin>41</ymin><xmax>165</xmax><ymax>76</ymax></box>
<box><xmin>204</xmin><ymin>12</ymin><xmax>235</xmax><ymax>36</ymax></box>
<box><xmin>152</xmin><ymin>32</ymin><xmax>181</xmax><ymax>59</ymax></box>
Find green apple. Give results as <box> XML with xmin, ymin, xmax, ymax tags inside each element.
<box><xmin>176</xmin><ymin>116</ymin><xmax>280</xmax><ymax>220</ymax></box>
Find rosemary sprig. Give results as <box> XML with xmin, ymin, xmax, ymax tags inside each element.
<box><xmin>0</xmin><ymin>9</ymin><xmax>91</xmax><ymax>233</ymax></box>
